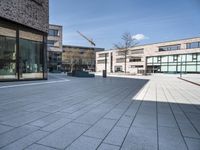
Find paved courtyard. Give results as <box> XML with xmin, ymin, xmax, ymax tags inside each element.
<box><xmin>0</xmin><ymin>74</ymin><xmax>200</xmax><ymax>150</ymax></box>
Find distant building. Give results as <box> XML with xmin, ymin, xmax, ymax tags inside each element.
<box><xmin>0</xmin><ymin>0</ymin><xmax>49</xmax><ymax>81</ymax></box>
<box><xmin>62</xmin><ymin>45</ymin><xmax>104</xmax><ymax>72</ymax></box>
<box><xmin>96</xmin><ymin>37</ymin><xmax>200</xmax><ymax>74</ymax></box>
<box><xmin>47</xmin><ymin>24</ymin><xmax>63</xmax><ymax>72</ymax></box>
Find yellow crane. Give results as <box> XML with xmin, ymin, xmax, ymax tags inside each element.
<box><xmin>77</xmin><ymin>31</ymin><xmax>96</xmax><ymax>47</ymax></box>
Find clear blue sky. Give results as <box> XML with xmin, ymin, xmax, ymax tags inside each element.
<box><xmin>49</xmin><ymin>0</ymin><xmax>200</xmax><ymax>49</ymax></box>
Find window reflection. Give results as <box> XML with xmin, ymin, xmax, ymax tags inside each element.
<box><xmin>19</xmin><ymin>30</ymin><xmax>43</xmax><ymax>79</ymax></box>
<box><xmin>0</xmin><ymin>24</ymin><xmax>17</xmax><ymax>79</ymax></box>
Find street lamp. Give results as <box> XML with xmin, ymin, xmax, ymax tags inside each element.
<box><xmin>180</xmin><ymin>55</ymin><xmax>183</xmax><ymax>78</ymax></box>
<box><xmin>103</xmin><ymin>53</ymin><xmax>107</xmax><ymax>78</ymax></box>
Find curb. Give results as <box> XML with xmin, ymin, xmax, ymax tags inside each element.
<box><xmin>178</xmin><ymin>77</ymin><xmax>200</xmax><ymax>86</ymax></box>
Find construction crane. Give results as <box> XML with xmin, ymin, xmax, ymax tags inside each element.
<box><xmin>77</xmin><ymin>31</ymin><xmax>96</xmax><ymax>47</ymax></box>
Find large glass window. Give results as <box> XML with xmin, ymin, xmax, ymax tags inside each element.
<box><xmin>159</xmin><ymin>44</ymin><xmax>181</xmax><ymax>52</ymax></box>
<box><xmin>131</xmin><ymin>49</ymin><xmax>144</xmax><ymax>54</ymax></box>
<box><xmin>48</xmin><ymin>29</ymin><xmax>59</xmax><ymax>36</ymax></box>
<box><xmin>0</xmin><ymin>19</ymin><xmax>46</xmax><ymax>81</ymax></box>
<box><xmin>0</xmin><ymin>23</ymin><xmax>17</xmax><ymax>80</ymax></box>
<box><xmin>186</xmin><ymin>42</ymin><xmax>200</xmax><ymax>49</ymax></box>
<box><xmin>19</xmin><ymin>30</ymin><xmax>44</xmax><ymax>79</ymax></box>
<box><xmin>47</xmin><ymin>40</ymin><xmax>56</xmax><ymax>47</ymax></box>
<box><xmin>147</xmin><ymin>53</ymin><xmax>200</xmax><ymax>73</ymax></box>
<box><xmin>129</xmin><ymin>57</ymin><xmax>142</xmax><ymax>62</ymax></box>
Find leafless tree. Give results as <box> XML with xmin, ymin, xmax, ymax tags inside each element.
<box><xmin>83</xmin><ymin>49</ymin><xmax>95</xmax><ymax>70</ymax></box>
<box><xmin>114</xmin><ymin>32</ymin><xmax>138</xmax><ymax>73</ymax></box>
<box><xmin>62</xmin><ymin>48</ymin><xmax>81</xmax><ymax>72</ymax></box>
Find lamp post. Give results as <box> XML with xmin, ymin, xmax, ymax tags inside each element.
<box><xmin>103</xmin><ymin>53</ymin><xmax>107</xmax><ymax>78</ymax></box>
<box><xmin>180</xmin><ymin>55</ymin><xmax>183</xmax><ymax>78</ymax></box>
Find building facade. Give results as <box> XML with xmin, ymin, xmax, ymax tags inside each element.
<box><xmin>96</xmin><ymin>37</ymin><xmax>200</xmax><ymax>74</ymax></box>
<box><xmin>47</xmin><ymin>24</ymin><xmax>63</xmax><ymax>72</ymax></box>
<box><xmin>0</xmin><ymin>0</ymin><xmax>49</xmax><ymax>81</ymax></box>
<box><xmin>62</xmin><ymin>45</ymin><xmax>104</xmax><ymax>72</ymax></box>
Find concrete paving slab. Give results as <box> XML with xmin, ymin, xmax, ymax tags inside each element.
<box><xmin>65</xmin><ymin>135</ymin><xmax>101</xmax><ymax>150</ymax></box>
<box><xmin>0</xmin><ymin>75</ymin><xmax>200</xmax><ymax>150</ymax></box>
<box><xmin>37</xmin><ymin>122</ymin><xmax>90</xmax><ymax>149</ymax></box>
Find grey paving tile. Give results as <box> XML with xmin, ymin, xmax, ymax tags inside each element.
<box><xmin>1</xmin><ymin>75</ymin><xmax>199</xmax><ymax>150</ymax></box>
<box><xmin>2</xmin><ymin>111</ymin><xmax>49</xmax><ymax>127</ymax></box>
<box><xmin>116</xmin><ymin>115</ymin><xmax>133</xmax><ymax>128</ymax></box>
<box><xmin>0</xmin><ymin>125</ymin><xmax>39</xmax><ymax>148</ymax></box>
<box><xmin>185</xmin><ymin>137</ymin><xmax>200</xmax><ymax>150</ymax></box>
<box><xmin>74</xmin><ymin>107</ymin><xmax>111</xmax><ymax>125</ymax></box>
<box><xmin>158</xmin><ymin>113</ymin><xmax>177</xmax><ymax>128</ymax></box>
<box><xmin>157</xmin><ymin>103</ymin><xmax>172</xmax><ymax>114</ymax></box>
<box><xmin>38</xmin><ymin>122</ymin><xmax>90</xmax><ymax>149</ymax></box>
<box><xmin>179</xmin><ymin>123</ymin><xmax>200</xmax><ymax>139</ymax></box>
<box><xmin>38</xmin><ymin>105</ymin><xmax>62</xmax><ymax>113</ymax></box>
<box><xmin>65</xmin><ymin>135</ymin><xmax>101</xmax><ymax>150</ymax></box>
<box><xmin>132</xmin><ymin>113</ymin><xmax>157</xmax><ymax>129</ymax></box>
<box><xmin>121</xmin><ymin>127</ymin><xmax>157</xmax><ymax>150</ymax></box>
<box><xmin>41</xmin><ymin>118</ymin><xmax>72</xmax><ymax>132</ymax></box>
<box><xmin>29</xmin><ymin>113</ymin><xmax>64</xmax><ymax>127</ymax></box>
<box><xmin>1</xmin><ymin>130</ymin><xmax>48</xmax><ymax>150</ymax></box>
<box><xmin>158</xmin><ymin>126</ymin><xmax>187</xmax><ymax>150</ymax></box>
<box><xmin>97</xmin><ymin>143</ymin><xmax>120</xmax><ymax>150</ymax></box>
<box><xmin>0</xmin><ymin>124</ymin><xmax>13</xmax><ymax>134</ymax></box>
<box><xmin>104</xmin><ymin>102</ymin><xmax>131</xmax><ymax>120</ymax></box>
<box><xmin>104</xmin><ymin>126</ymin><xmax>128</xmax><ymax>146</ymax></box>
<box><xmin>25</xmin><ymin>144</ymin><xmax>57</xmax><ymax>150</ymax></box>
<box><xmin>84</xmin><ymin>118</ymin><xmax>117</xmax><ymax>139</ymax></box>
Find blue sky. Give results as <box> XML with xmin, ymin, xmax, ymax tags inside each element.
<box><xmin>49</xmin><ymin>0</ymin><xmax>200</xmax><ymax>49</ymax></box>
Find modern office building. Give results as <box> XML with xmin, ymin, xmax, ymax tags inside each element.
<box><xmin>62</xmin><ymin>45</ymin><xmax>104</xmax><ymax>72</ymax></box>
<box><xmin>96</xmin><ymin>37</ymin><xmax>200</xmax><ymax>74</ymax></box>
<box><xmin>0</xmin><ymin>0</ymin><xmax>49</xmax><ymax>81</ymax></box>
<box><xmin>47</xmin><ymin>24</ymin><xmax>63</xmax><ymax>72</ymax></box>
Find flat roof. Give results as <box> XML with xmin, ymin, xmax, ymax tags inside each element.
<box><xmin>103</xmin><ymin>37</ymin><xmax>200</xmax><ymax>51</ymax></box>
<box><xmin>63</xmin><ymin>45</ymin><xmax>104</xmax><ymax>51</ymax></box>
<box><xmin>135</xmin><ymin>36</ymin><xmax>200</xmax><ymax>47</ymax></box>
<box><xmin>49</xmin><ymin>24</ymin><xmax>63</xmax><ymax>28</ymax></box>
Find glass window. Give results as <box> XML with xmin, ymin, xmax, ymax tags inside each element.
<box><xmin>186</xmin><ymin>65</ymin><xmax>196</xmax><ymax>72</ymax></box>
<box><xmin>99</xmin><ymin>53</ymin><xmax>109</xmax><ymax>57</ymax></box>
<box><xmin>178</xmin><ymin>55</ymin><xmax>186</xmax><ymax>62</ymax></box>
<box><xmin>49</xmin><ymin>29</ymin><xmax>59</xmax><ymax>36</ymax></box>
<box><xmin>192</xmin><ymin>54</ymin><xmax>197</xmax><ymax>61</ymax></box>
<box><xmin>116</xmin><ymin>58</ymin><xmax>125</xmax><ymax>63</ymax></box>
<box><xmin>147</xmin><ymin>57</ymin><xmax>153</xmax><ymax>63</ymax></box>
<box><xmin>47</xmin><ymin>40</ymin><xmax>56</xmax><ymax>46</ymax></box>
<box><xmin>153</xmin><ymin>57</ymin><xmax>158</xmax><ymax>63</ymax></box>
<box><xmin>187</xmin><ymin>54</ymin><xmax>193</xmax><ymax>62</ymax></box>
<box><xmin>159</xmin><ymin>44</ymin><xmax>180</xmax><ymax>51</ymax></box>
<box><xmin>168</xmin><ymin>56</ymin><xmax>173</xmax><ymax>62</ymax></box>
<box><xmin>168</xmin><ymin>65</ymin><xmax>176</xmax><ymax>72</ymax></box>
<box><xmin>161</xmin><ymin>66</ymin><xmax>167</xmax><ymax>72</ymax></box>
<box><xmin>186</xmin><ymin>42</ymin><xmax>200</xmax><ymax>49</ymax></box>
<box><xmin>177</xmin><ymin>65</ymin><xmax>185</xmax><ymax>72</ymax></box>
<box><xmin>129</xmin><ymin>57</ymin><xmax>142</xmax><ymax>62</ymax></box>
<box><xmin>161</xmin><ymin>56</ymin><xmax>168</xmax><ymax>62</ymax></box>
<box><xmin>19</xmin><ymin>29</ymin><xmax>44</xmax><ymax>79</ymax></box>
<box><xmin>198</xmin><ymin>54</ymin><xmax>200</xmax><ymax>61</ymax></box>
<box><xmin>173</xmin><ymin>55</ymin><xmax>178</xmax><ymax>62</ymax></box>
<box><xmin>197</xmin><ymin>64</ymin><xmax>200</xmax><ymax>72</ymax></box>
<box><xmin>131</xmin><ymin>49</ymin><xmax>144</xmax><ymax>54</ymax></box>
<box><xmin>0</xmin><ymin>23</ymin><xmax>17</xmax><ymax>80</ymax></box>
<box><xmin>97</xmin><ymin>60</ymin><xmax>105</xmax><ymax>64</ymax></box>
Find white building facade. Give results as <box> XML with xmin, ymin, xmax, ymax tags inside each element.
<box><xmin>96</xmin><ymin>37</ymin><xmax>200</xmax><ymax>74</ymax></box>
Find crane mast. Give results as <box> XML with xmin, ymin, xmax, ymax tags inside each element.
<box><xmin>77</xmin><ymin>31</ymin><xmax>96</xmax><ymax>47</ymax></box>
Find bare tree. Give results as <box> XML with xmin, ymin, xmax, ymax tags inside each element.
<box><xmin>83</xmin><ymin>49</ymin><xmax>95</xmax><ymax>70</ymax></box>
<box><xmin>62</xmin><ymin>48</ymin><xmax>81</xmax><ymax>72</ymax></box>
<box><xmin>114</xmin><ymin>32</ymin><xmax>138</xmax><ymax>73</ymax></box>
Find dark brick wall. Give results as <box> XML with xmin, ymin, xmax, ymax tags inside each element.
<box><xmin>0</xmin><ymin>0</ymin><xmax>49</xmax><ymax>33</ymax></box>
